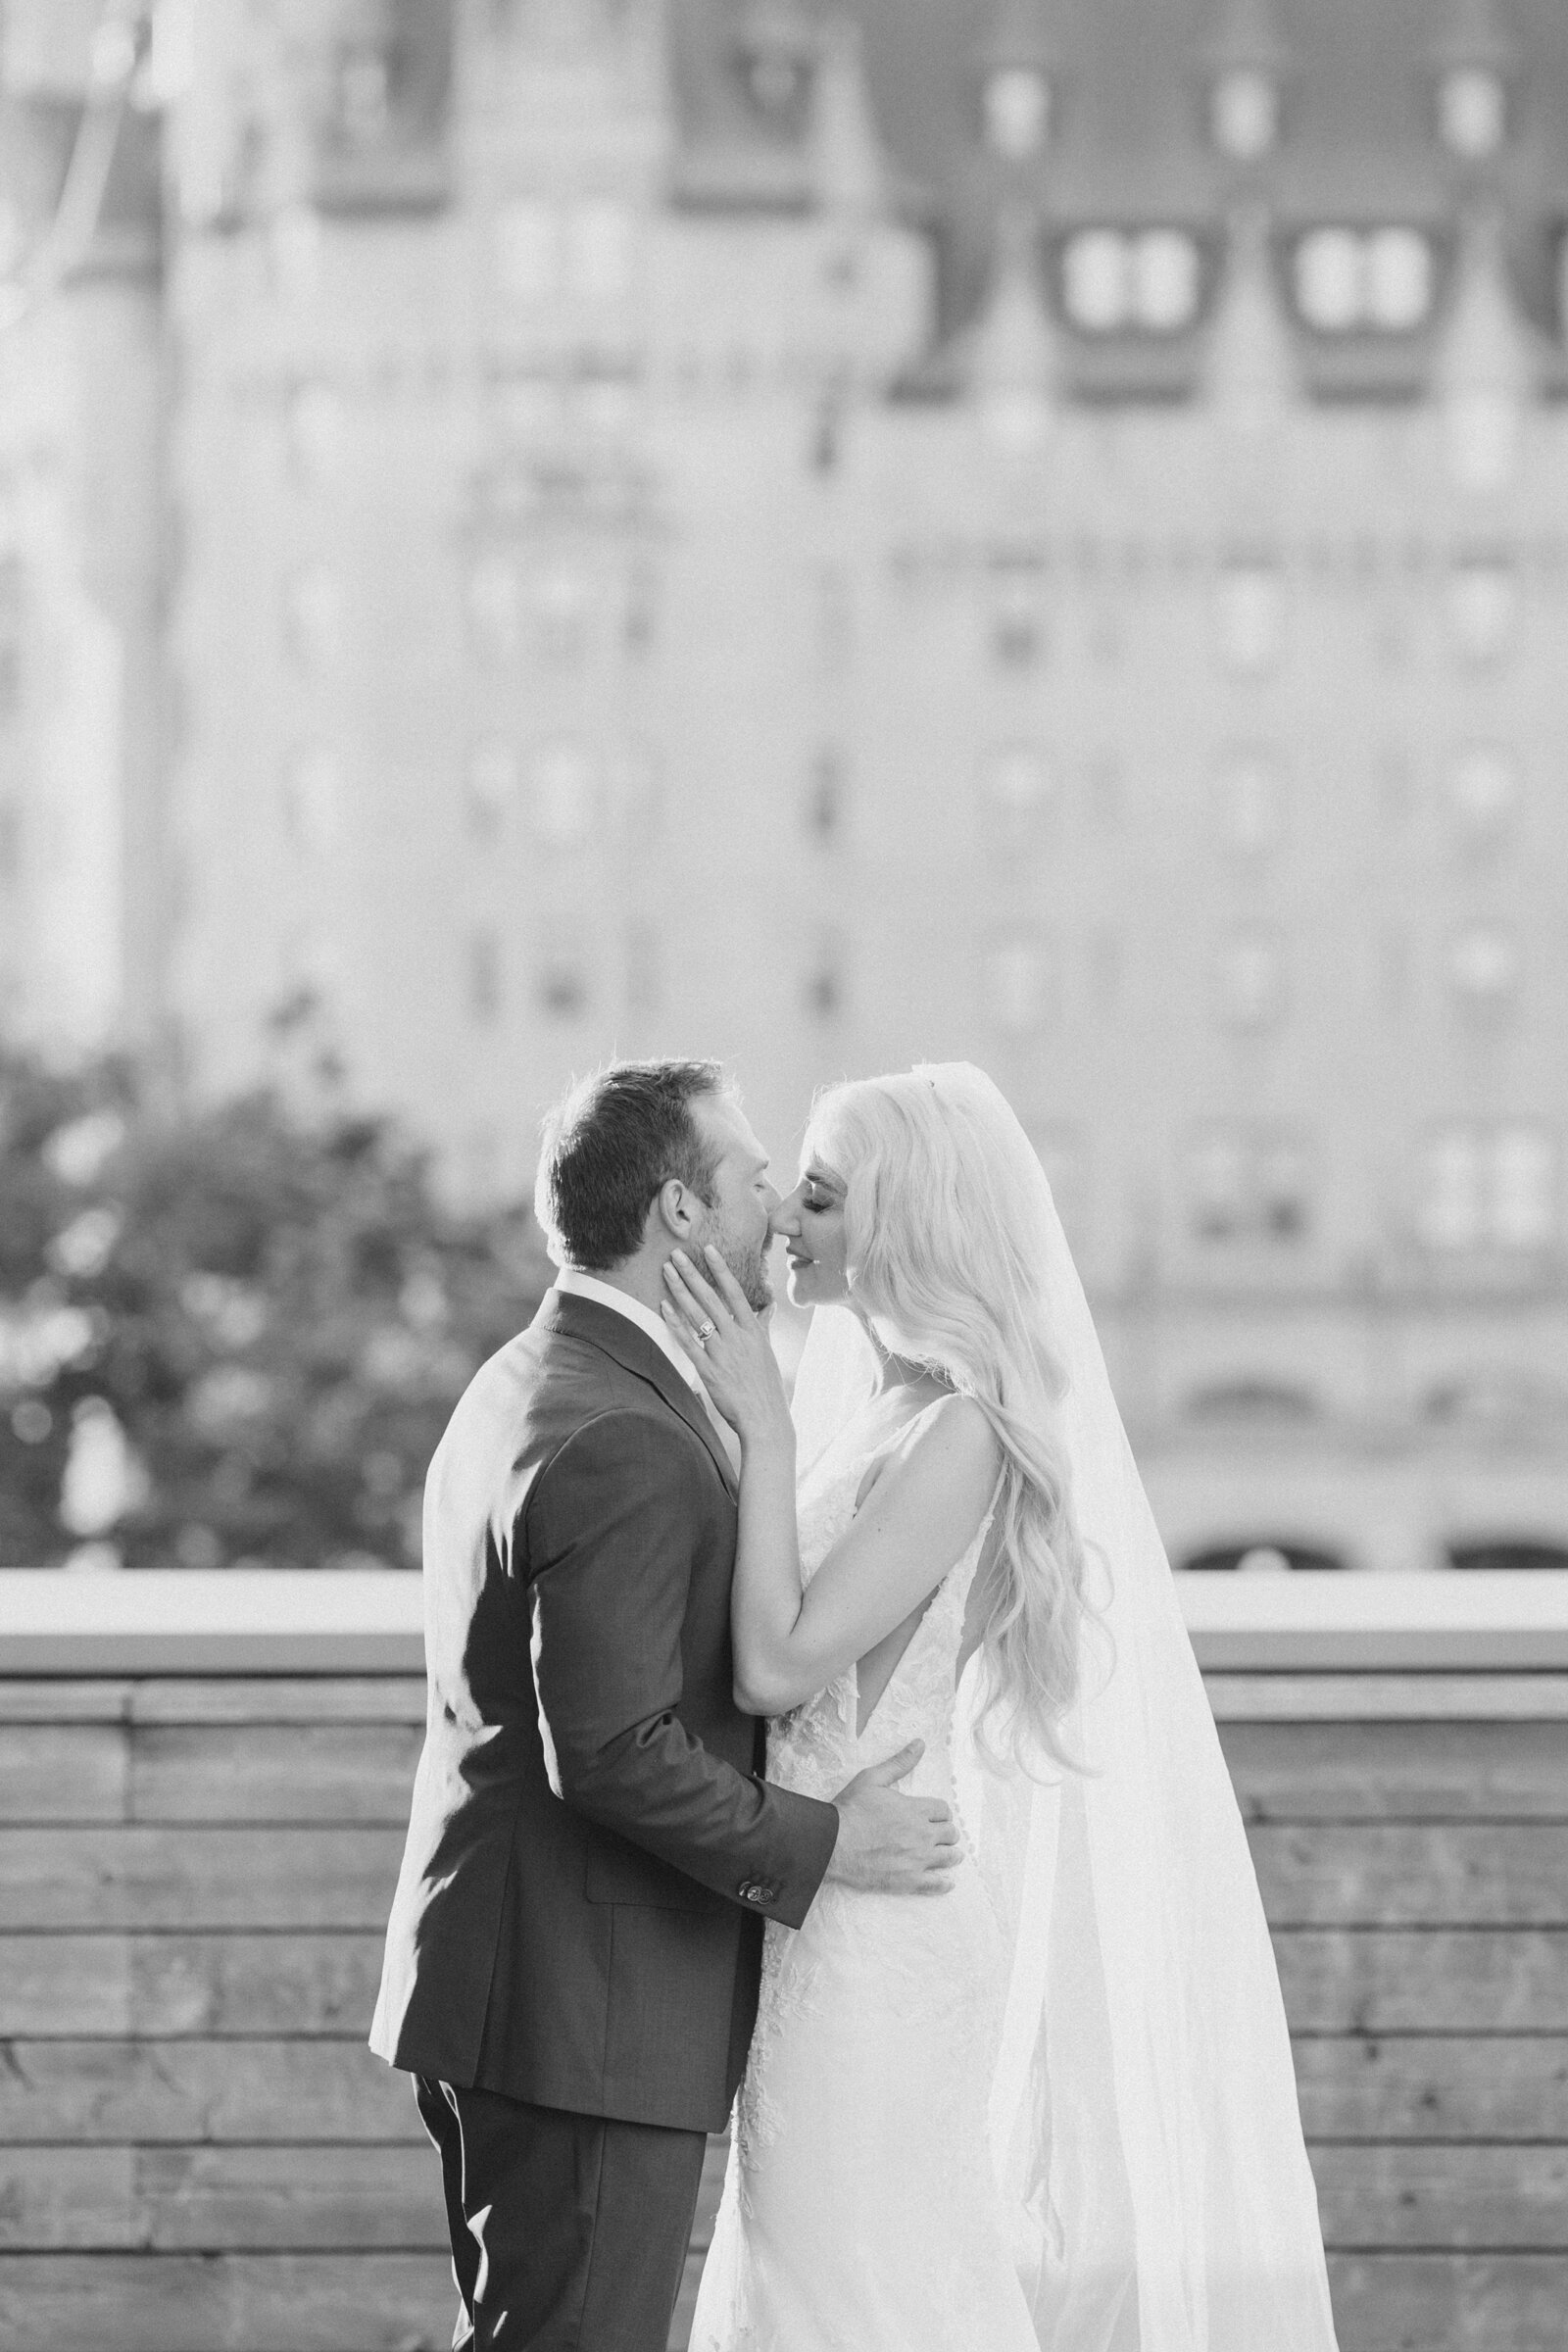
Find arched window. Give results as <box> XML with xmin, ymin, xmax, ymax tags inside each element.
<box><xmin>1183</xmin><ymin>1380</ymin><xmax>1323</xmax><ymax>1424</ymax></box>
<box><xmin>1446</xmin><ymin>1539</ymin><xmax>1568</xmax><ymax>1573</ymax></box>
<box><xmin>1179</xmin><ymin>1539</ymin><xmax>1348</xmax><ymax>1574</ymax></box>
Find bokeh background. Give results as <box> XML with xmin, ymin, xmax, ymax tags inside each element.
<box><xmin>2</xmin><ymin>0</ymin><xmax>1567</xmax><ymax>1582</ymax></box>
<box><xmin>2</xmin><ymin>13</ymin><xmax>1568</xmax><ymax>2351</ymax></box>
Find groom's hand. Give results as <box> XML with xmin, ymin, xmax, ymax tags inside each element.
<box><xmin>825</xmin><ymin>1740</ymin><xmax>961</xmax><ymax>1897</ymax></box>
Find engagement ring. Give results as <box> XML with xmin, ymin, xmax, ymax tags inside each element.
<box><xmin>695</xmin><ymin>1319</ymin><xmax>718</xmax><ymax>1345</ymax></box>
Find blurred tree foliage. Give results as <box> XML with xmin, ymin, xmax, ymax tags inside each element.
<box><xmin>0</xmin><ymin>1050</ymin><xmax>553</xmax><ymax>1568</ymax></box>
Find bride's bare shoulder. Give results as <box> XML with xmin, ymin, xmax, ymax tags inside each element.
<box><xmin>856</xmin><ymin>1391</ymin><xmax>999</xmax><ymax>1514</ymax></box>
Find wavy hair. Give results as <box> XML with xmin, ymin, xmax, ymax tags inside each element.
<box><xmin>806</xmin><ymin>1065</ymin><xmax>1100</xmax><ymax>1772</ymax></box>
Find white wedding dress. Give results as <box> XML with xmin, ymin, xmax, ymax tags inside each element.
<box><xmin>690</xmin><ymin>1401</ymin><xmax>1037</xmax><ymax>2351</ymax></box>
<box><xmin>694</xmin><ymin>1066</ymin><xmax>1340</xmax><ymax>2352</ymax></box>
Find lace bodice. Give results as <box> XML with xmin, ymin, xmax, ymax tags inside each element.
<box><xmin>695</xmin><ymin>1399</ymin><xmax>1034</xmax><ymax>2350</ymax></box>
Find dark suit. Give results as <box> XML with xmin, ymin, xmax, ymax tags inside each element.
<box><xmin>371</xmin><ymin>1288</ymin><xmax>839</xmax><ymax>2347</ymax></box>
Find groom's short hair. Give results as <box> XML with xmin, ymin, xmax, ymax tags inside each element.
<box><xmin>535</xmin><ymin>1058</ymin><xmax>734</xmax><ymax>1270</ymax></box>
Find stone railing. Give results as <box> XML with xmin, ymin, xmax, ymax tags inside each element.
<box><xmin>1</xmin><ymin>1571</ymin><xmax>1565</xmax><ymax>2352</ymax></box>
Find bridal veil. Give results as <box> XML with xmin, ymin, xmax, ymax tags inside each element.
<box><xmin>789</xmin><ymin>1062</ymin><xmax>1340</xmax><ymax>2352</ymax></box>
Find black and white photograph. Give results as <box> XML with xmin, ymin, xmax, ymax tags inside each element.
<box><xmin>0</xmin><ymin>2</ymin><xmax>1566</xmax><ymax>2348</ymax></box>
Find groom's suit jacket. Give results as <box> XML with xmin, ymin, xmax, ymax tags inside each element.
<box><xmin>369</xmin><ymin>1287</ymin><xmax>840</xmax><ymax>2132</ymax></box>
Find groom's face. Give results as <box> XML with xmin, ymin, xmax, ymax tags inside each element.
<box><xmin>686</xmin><ymin>1097</ymin><xmax>779</xmax><ymax>1311</ymax></box>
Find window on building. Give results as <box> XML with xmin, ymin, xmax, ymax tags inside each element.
<box><xmin>984</xmin><ymin>68</ymin><xmax>1050</xmax><ymax>159</ymax></box>
<box><xmin>1209</xmin><ymin>68</ymin><xmax>1281</xmax><ymax>163</ymax></box>
<box><xmin>1217</xmin><ymin>927</ymin><xmax>1286</xmax><ymax>1030</ymax></box>
<box><xmin>1365</xmin><ymin>228</ymin><xmax>1434</xmax><ymax>330</ymax></box>
<box><xmin>1448</xmin><ymin>923</ymin><xmax>1519</xmax><ymax>1011</ymax></box>
<box><xmin>1494</xmin><ymin>1127</ymin><xmax>1556</xmax><ymax>1250</ymax></box>
<box><xmin>1214</xmin><ymin>745</ymin><xmax>1286</xmax><ymax>856</ymax></box>
<box><xmin>466</xmin><ymin>739</ymin><xmax>516</xmax><ymax>838</ymax></box>
<box><xmin>1256</xmin><ymin>1137</ymin><xmax>1310</xmax><ymax>1239</ymax></box>
<box><xmin>1438</xmin><ymin>68</ymin><xmax>1508</xmax><ymax>161</ymax></box>
<box><xmin>1067</xmin><ymin>231</ymin><xmax>1135</xmax><ymax>331</ymax></box>
<box><xmin>1189</xmin><ymin>1126</ymin><xmax>1311</xmax><ymax>1246</ymax></box>
<box><xmin>1061</xmin><ymin>226</ymin><xmax>1202</xmax><ymax>335</ymax></box>
<box><xmin>1293</xmin><ymin>226</ymin><xmax>1434</xmax><ymax>333</ymax></box>
<box><xmin>736</xmin><ymin>17</ymin><xmax>813</xmax><ymax>122</ymax></box>
<box><xmin>1214</xmin><ymin>563</ymin><xmax>1285</xmax><ymax>675</ymax></box>
<box><xmin>331</xmin><ymin>32</ymin><xmax>392</xmax><ymax>151</ymax></box>
<box><xmin>989</xmin><ymin>570</ymin><xmax>1046</xmax><ymax>666</ymax></box>
<box><xmin>1447</xmin><ymin>743</ymin><xmax>1518</xmax><ymax>846</ymax></box>
<box><xmin>1189</xmin><ymin>1130</ymin><xmax>1249</xmax><ymax>1241</ymax></box>
<box><xmin>1421</xmin><ymin>1126</ymin><xmax>1482</xmax><ymax>1249</ymax></box>
<box><xmin>1294</xmin><ymin>227</ymin><xmax>1358</xmax><ymax>331</ymax></box>
<box><xmin>1447</xmin><ymin>559</ymin><xmax>1517</xmax><ymax>664</ymax></box>
<box><xmin>468</xmin><ymin>931</ymin><xmax>501</xmax><ymax>1027</ymax></box>
<box><xmin>466</xmin><ymin>553</ymin><xmax>520</xmax><ymax>663</ymax></box>
<box><xmin>539</xmin><ymin>957</ymin><xmax>588</xmax><ymax>1020</ymax></box>
<box><xmin>623</xmin><ymin>563</ymin><xmax>660</xmax><ymax>658</ymax></box>
<box><xmin>530</xmin><ymin>741</ymin><xmax>597</xmax><ymax>849</ymax></box>
<box><xmin>985</xmin><ymin>934</ymin><xmax>1054</xmax><ymax>1034</ymax></box>
<box><xmin>806</xmin><ymin>748</ymin><xmax>846</xmax><ymax>842</ymax></box>
<box><xmin>981</xmin><ymin>744</ymin><xmax>1054</xmax><ymax>817</ymax></box>
<box><xmin>804</xmin><ymin>931</ymin><xmax>847</xmax><ymax>1021</ymax></box>
<box><xmin>1420</xmin><ymin>1125</ymin><xmax>1555</xmax><ymax>1251</ymax></box>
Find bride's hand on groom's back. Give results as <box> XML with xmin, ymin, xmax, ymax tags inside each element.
<box><xmin>662</xmin><ymin>1247</ymin><xmax>793</xmax><ymax>1450</ymax></box>
<box><xmin>825</xmin><ymin>1740</ymin><xmax>961</xmax><ymax>1897</ymax></box>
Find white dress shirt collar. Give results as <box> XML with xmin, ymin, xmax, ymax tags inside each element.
<box><xmin>553</xmin><ymin>1264</ymin><xmax>704</xmax><ymax>1396</ymax></box>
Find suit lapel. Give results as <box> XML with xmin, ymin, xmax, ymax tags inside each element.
<box><xmin>536</xmin><ymin>1289</ymin><xmax>740</xmax><ymax>1499</ymax></box>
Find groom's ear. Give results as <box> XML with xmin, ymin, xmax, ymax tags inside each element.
<box><xmin>651</xmin><ymin>1175</ymin><xmax>700</xmax><ymax>1246</ymax></box>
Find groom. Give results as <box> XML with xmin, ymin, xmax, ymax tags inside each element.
<box><xmin>370</xmin><ymin>1058</ymin><xmax>959</xmax><ymax>2351</ymax></box>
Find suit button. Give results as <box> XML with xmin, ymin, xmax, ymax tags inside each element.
<box><xmin>737</xmin><ymin>1880</ymin><xmax>764</xmax><ymax>1905</ymax></box>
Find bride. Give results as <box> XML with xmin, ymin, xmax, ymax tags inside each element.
<box><xmin>661</xmin><ymin>1063</ymin><xmax>1339</xmax><ymax>2352</ymax></box>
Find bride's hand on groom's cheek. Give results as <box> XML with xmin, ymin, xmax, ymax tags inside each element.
<box><xmin>661</xmin><ymin>1248</ymin><xmax>792</xmax><ymax>1448</ymax></box>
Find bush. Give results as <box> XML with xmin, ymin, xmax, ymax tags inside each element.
<box><xmin>0</xmin><ymin>1050</ymin><xmax>553</xmax><ymax>1568</ymax></box>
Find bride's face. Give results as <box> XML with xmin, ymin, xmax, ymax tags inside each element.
<box><xmin>770</xmin><ymin>1154</ymin><xmax>850</xmax><ymax>1305</ymax></box>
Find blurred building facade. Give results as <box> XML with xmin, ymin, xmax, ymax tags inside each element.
<box><xmin>5</xmin><ymin>0</ymin><xmax>1568</xmax><ymax>1569</ymax></box>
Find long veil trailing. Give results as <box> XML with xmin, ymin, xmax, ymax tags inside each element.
<box><xmin>789</xmin><ymin>1064</ymin><xmax>1339</xmax><ymax>2352</ymax></box>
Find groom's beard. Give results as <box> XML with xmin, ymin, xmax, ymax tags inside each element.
<box><xmin>703</xmin><ymin>1220</ymin><xmax>774</xmax><ymax>1313</ymax></box>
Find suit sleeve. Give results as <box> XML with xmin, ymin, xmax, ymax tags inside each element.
<box><xmin>523</xmin><ymin>1408</ymin><xmax>839</xmax><ymax>1929</ymax></box>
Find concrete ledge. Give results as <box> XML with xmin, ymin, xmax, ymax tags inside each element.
<box><xmin>1177</xmin><ymin>1569</ymin><xmax>1568</xmax><ymax>1671</ymax></box>
<box><xmin>0</xmin><ymin>1571</ymin><xmax>424</xmax><ymax>1674</ymax></box>
<box><xmin>1</xmin><ymin>1566</ymin><xmax>1566</xmax><ymax>1675</ymax></box>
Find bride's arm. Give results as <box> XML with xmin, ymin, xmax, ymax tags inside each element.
<box><xmin>662</xmin><ymin>1248</ymin><xmax>999</xmax><ymax>1716</ymax></box>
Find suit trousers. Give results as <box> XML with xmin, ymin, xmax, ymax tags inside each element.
<box><xmin>414</xmin><ymin>2076</ymin><xmax>709</xmax><ymax>2352</ymax></box>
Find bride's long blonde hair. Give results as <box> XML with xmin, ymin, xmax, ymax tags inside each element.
<box><xmin>806</xmin><ymin>1067</ymin><xmax>1095</xmax><ymax>1771</ymax></box>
